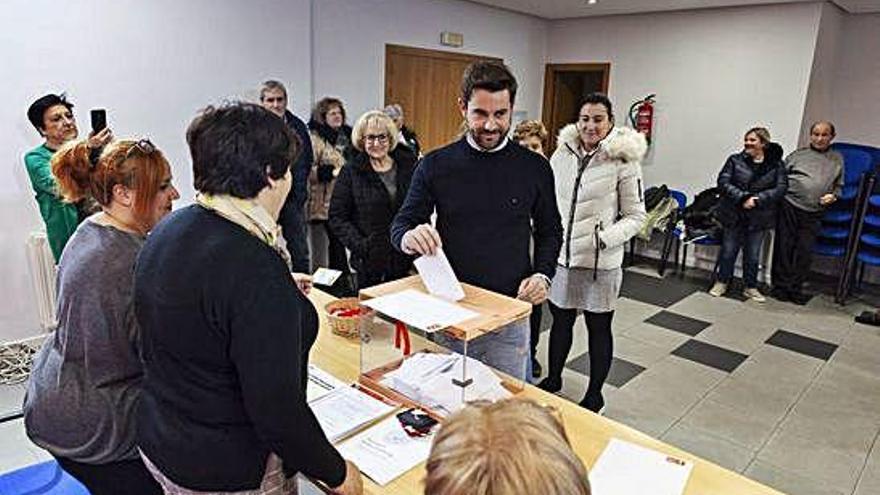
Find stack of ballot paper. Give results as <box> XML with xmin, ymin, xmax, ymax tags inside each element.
<box><xmin>337</xmin><ymin>414</ymin><xmax>437</xmax><ymax>486</ymax></box>
<box><xmin>310</xmin><ymin>385</ymin><xmax>396</xmax><ymax>443</ymax></box>
<box><xmin>381</xmin><ymin>352</ymin><xmax>511</xmax><ymax>416</ymax></box>
<box><xmin>306</xmin><ymin>364</ymin><xmax>349</xmax><ymax>403</ymax></box>
<box><xmin>589</xmin><ymin>439</ymin><xmax>694</xmax><ymax>495</ymax></box>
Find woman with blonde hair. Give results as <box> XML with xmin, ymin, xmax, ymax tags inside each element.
<box><xmin>710</xmin><ymin>126</ymin><xmax>787</xmax><ymax>302</ymax></box>
<box><xmin>24</xmin><ymin>137</ymin><xmax>179</xmax><ymax>494</ymax></box>
<box><xmin>513</xmin><ymin>119</ymin><xmax>549</xmax><ymax>157</ymax></box>
<box><xmin>425</xmin><ymin>398</ymin><xmax>590</xmax><ymax>495</ymax></box>
<box><xmin>329</xmin><ymin>110</ymin><xmax>417</xmax><ymax>289</ymax></box>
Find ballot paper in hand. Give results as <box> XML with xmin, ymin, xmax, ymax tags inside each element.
<box><xmin>312</xmin><ymin>267</ymin><xmax>343</xmax><ymax>286</ymax></box>
<box><xmin>414</xmin><ymin>248</ymin><xmax>465</xmax><ymax>301</ymax></box>
<box><xmin>589</xmin><ymin>439</ymin><xmax>693</xmax><ymax>495</ymax></box>
<box><xmin>336</xmin><ymin>414</ymin><xmax>436</xmax><ymax>486</ymax></box>
<box><xmin>361</xmin><ymin>289</ymin><xmax>478</xmax><ymax>332</ymax></box>
<box><xmin>310</xmin><ymin>386</ymin><xmax>396</xmax><ymax>443</ymax></box>
<box><xmin>306</xmin><ymin>364</ymin><xmax>348</xmax><ymax>403</ymax></box>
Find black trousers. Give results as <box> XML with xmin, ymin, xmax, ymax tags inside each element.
<box><xmin>771</xmin><ymin>200</ymin><xmax>824</xmax><ymax>293</ymax></box>
<box><xmin>55</xmin><ymin>456</ymin><xmax>162</xmax><ymax>495</ymax></box>
<box><xmin>529</xmin><ymin>303</ymin><xmax>542</xmax><ymax>358</ymax></box>
<box><xmin>311</xmin><ymin>219</ymin><xmax>353</xmax><ymax>296</ymax></box>
<box><xmin>546</xmin><ymin>302</ymin><xmax>614</xmax><ymax>400</ymax></box>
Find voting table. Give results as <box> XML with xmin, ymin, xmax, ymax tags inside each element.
<box><xmin>307</xmin><ymin>285</ymin><xmax>785</xmax><ymax>495</ymax></box>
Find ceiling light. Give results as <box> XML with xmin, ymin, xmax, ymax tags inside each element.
<box><xmin>587</xmin><ymin>0</ymin><xmax>598</xmax><ymax>4</ymax></box>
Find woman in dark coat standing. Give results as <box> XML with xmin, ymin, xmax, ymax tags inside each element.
<box><xmin>710</xmin><ymin>127</ymin><xmax>787</xmax><ymax>302</ymax></box>
<box><xmin>329</xmin><ymin>110</ymin><xmax>417</xmax><ymax>289</ymax></box>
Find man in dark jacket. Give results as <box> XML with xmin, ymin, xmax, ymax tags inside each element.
<box><xmin>710</xmin><ymin>127</ymin><xmax>788</xmax><ymax>302</ymax></box>
<box><xmin>391</xmin><ymin>61</ymin><xmax>563</xmax><ymax>379</ymax></box>
<box><xmin>260</xmin><ymin>80</ymin><xmax>313</xmax><ymax>273</ymax></box>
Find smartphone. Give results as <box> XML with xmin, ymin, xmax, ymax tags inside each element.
<box><xmin>90</xmin><ymin>109</ymin><xmax>107</xmax><ymax>134</ymax></box>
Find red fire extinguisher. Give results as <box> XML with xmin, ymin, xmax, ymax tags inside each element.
<box><xmin>628</xmin><ymin>94</ymin><xmax>656</xmax><ymax>144</ymax></box>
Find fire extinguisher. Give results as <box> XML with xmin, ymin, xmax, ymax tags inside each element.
<box><xmin>628</xmin><ymin>94</ymin><xmax>656</xmax><ymax>144</ymax></box>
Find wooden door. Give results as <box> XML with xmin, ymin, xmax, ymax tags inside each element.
<box><xmin>542</xmin><ymin>63</ymin><xmax>610</xmax><ymax>154</ymax></box>
<box><xmin>385</xmin><ymin>45</ymin><xmax>502</xmax><ymax>153</ymax></box>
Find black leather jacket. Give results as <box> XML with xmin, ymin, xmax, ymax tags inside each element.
<box><xmin>716</xmin><ymin>143</ymin><xmax>788</xmax><ymax>230</ymax></box>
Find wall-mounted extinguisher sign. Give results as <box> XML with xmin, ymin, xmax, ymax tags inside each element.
<box><xmin>628</xmin><ymin>94</ymin><xmax>656</xmax><ymax>145</ymax></box>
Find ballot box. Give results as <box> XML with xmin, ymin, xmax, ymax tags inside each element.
<box><xmin>356</xmin><ymin>276</ymin><xmax>531</xmax><ymax>418</ymax></box>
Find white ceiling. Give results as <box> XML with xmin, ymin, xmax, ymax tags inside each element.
<box><xmin>466</xmin><ymin>0</ymin><xmax>880</xmax><ymax>19</ymax></box>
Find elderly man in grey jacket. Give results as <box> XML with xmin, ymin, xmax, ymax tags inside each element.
<box><xmin>770</xmin><ymin>121</ymin><xmax>843</xmax><ymax>305</ymax></box>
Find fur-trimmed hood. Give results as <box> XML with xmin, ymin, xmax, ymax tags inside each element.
<box><xmin>557</xmin><ymin>124</ymin><xmax>648</xmax><ymax>164</ymax></box>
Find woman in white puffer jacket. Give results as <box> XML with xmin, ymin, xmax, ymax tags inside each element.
<box><xmin>538</xmin><ymin>93</ymin><xmax>647</xmax><ymax>413</ymax></box>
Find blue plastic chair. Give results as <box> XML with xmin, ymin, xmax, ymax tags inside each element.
<box><xmin>814</xmin><ymin>149</ymin><xmax>875</xmax><ymax>257</ymax></box>
<box><xmin>833</xmin><ymin>143</ymin><xmax>880</xmax><ymax>170</ymax></box>
<box><xmin>0</xmin><ymin>460</ymin><xmax>88</xmax><ymax>494</ymax></box>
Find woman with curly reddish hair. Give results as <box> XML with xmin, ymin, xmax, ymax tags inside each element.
<box><xmin>24</xmin><ymin>137</ymin><xmax>179</xmax><ymax>494</ymax></box>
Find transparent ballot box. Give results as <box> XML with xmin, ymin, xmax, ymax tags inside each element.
<box><xmin>357</xmin><ymin>276</ymin><xmax>531</xmax><ymax>417</ymax></box>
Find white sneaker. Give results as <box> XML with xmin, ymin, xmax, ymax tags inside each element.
<box><xmin>709</xmin><ymin>282</ymin><xmax>727</xmax><ymax>297</ymax></box>
<box><xmin>743</xmin><ymin>288</ymin><xmax>766</xmax><ymax>303</ymax></box>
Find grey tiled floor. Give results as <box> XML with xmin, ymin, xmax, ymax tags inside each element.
<box><xmin>533</xmin><ymin>263</ymin><xmax>880</xmax><ymax>495</ymax></box>
<box><xmin>1</xmin><ymin>263</ymin><xmax>880</xmax><ymax>495</ymax></box>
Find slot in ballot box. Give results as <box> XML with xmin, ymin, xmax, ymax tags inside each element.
<box><xmin>356</xmin><ymin>276</ymin><xmax>531</xmax><ymax>418</ymax></box>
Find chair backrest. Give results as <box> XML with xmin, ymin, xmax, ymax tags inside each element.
<box><xmin>838</xmin><ymin>148</ymin><xmax>874</xmax><ymax>186</ymax></box>
<box><xmin>669</xmin><ymin>189</ymin><xmax>687</xmax><ymax>210</ymax></box>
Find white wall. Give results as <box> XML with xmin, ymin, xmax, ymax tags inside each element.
<box><xmin>800</xmin><ymin>2</ymin><xmax>845</xmax><ymax>147</ymax></box>
<box><xmin>548</xmin><ymin>3</ymin><xmax>822</xmax><ymax>198</ymax></box>
<box><xmin>0</xmin><ymin>0</ymin><xmax>312</xmax><ymax>341</ymax></box>
<box><xmin>830</xmin><ymin>13</ymin><xmax>880</xmax><ymax>145</ymax></box>
<box><xmin>312</xmin><ymin>0</ymin><xmax>548</xmax><ymax>126</ymax></box>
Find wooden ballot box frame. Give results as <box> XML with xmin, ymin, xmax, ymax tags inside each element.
<box><xmin>357</xmin><ymin>276</ymin><xmax>532</xmax><ymax>418</ymax></box>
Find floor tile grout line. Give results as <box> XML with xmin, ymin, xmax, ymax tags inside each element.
<box><xmin>850</xmin><ymin>427</ymin><xmax>880</xmax><ymax>495</ymax></box>
<box><xmin>751</xmin><ymin>358</ymin><xmax>828</xmax><ymax>460</ymax></box>
<box><xmin>658</xmin><ymin>364</ymin><xmax>732</xmax><ymax>439</ymax></box>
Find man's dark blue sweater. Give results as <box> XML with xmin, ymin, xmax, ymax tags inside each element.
<box><xmin>391</xmin><ymin>137</ymin><xmax>563</xmax><ymax>297</ymax></box>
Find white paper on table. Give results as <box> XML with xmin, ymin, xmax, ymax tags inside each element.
<box><xmin>361</xmin><ymin>289</ymin><xmax>479</xmax><ymax>332</ymax></box>
<box><xmin>414</xmin><ymin>247</ymin><xmax>465</xmax><ymax>301</ymax></box>
<box><xmin>310</xmin><ymin>386</ymin><xmax>396</xmax><ymax>443</ymax></box>
<box><xmin>306</xmin><ymin>364</ymin><xmax>349</xmax><ymax>403</ymax></box>
<box><xmin>336</xmin><ymin>414</ymin><xmax>436</xmax><ymax>486</ymax></box>
<box><xmin>312</xmin><ymin>267</ymin><xmax>343</xmax><ymax>286</ymax></box>
<box><xmin>589</xmin><ymin>439</ymin><xmax>693</xmax><ymax>495</ymax></box>
<box><xmin>380</xmin><ymin>352</ymin><xmax>511</xmax><ymax>416</ymax></box>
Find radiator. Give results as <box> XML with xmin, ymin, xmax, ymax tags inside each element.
<box><xmin>25</xmin><ymin>232</ymin><xmax>57</xmax><ymax>332</ymax></box>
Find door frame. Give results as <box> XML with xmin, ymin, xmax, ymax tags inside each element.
<box><xmin>384</xmin><ymin>44</ymin><xmax>503</xmax><ymax>106</ymax></box>
<box><xmin>541</xmin><ymin>63</ymin><xmax>611</xmax><ymax>151</ymax></box>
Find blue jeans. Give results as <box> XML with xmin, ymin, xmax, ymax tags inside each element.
<box><xmin>434</xmin><ymin>318</ymin><xmax>529</xmax><ymax>381</ymax></box>
<box><xmin>718</xmin><ymin>227</ymin><xmax>766</xmax><ymax>288</ymax></box>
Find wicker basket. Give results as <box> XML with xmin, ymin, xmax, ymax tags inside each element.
<box><xmin>324</xmin><ymin>298</ymin><xmax>364</xmax><ymax>339</ymax></box>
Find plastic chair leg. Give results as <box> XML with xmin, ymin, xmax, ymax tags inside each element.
<box><xmin>659</xmin><ymin>231</ymin><xmax>673</xmax><ymax>276</ymax></box>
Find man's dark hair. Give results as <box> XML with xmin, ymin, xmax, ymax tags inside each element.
<box><xmin>580</xmin><ymin>93</ymin><xmax>614</xmax><ymax>121</ymax></box>
<box><xmin>187</xmin><ymin>102</ymin><xmax>300</xmax><ymax>199</ymax></box>
<box><xmin>460</xmin><ymin>61</ymin><xmax>518</xmax><ymax>105</ymax></box>
<box><xmin>27</xmin><ymin>93</ymin><xmax>74</xmax><ymax>134</ymax></box>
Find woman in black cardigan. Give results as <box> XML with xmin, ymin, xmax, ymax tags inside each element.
<box><xmin>133</xmin><ymin>103</ymin><xmax>362</xmax><ymax>495</ymax></box>
<box><xmin>329</xmin><ymin>110</ymin><xmax>417</xmax><ymax>289</ymax></box>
